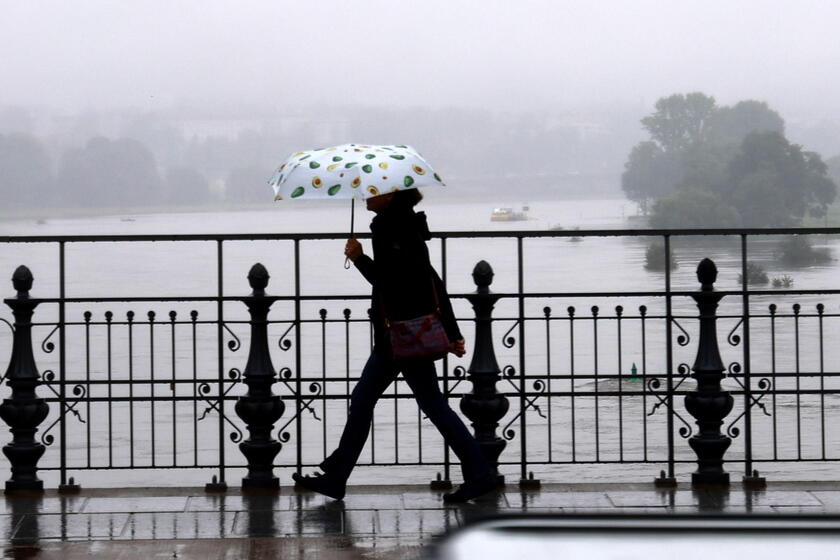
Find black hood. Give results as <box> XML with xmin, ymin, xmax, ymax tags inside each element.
<box><xmin>371</xmin><ymin>208</ymin><xmax>431</xmax><ymax>241</ymax></box>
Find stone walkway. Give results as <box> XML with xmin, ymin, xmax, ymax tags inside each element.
<box><xmin>4</xmin><ymin>482</ymin><xmax>840</xmax><ymax>559</ymax></box>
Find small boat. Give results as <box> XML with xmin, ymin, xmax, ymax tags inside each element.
<box><xmin>491</xmin><ymin>206</ymin><xmax>529</xmax><ymax>222</ymax></box>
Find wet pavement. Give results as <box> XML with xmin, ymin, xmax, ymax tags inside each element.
<box><xmin>4</xmin><ymin>481</ymin><xmax>840</xmax><ymax>559</ymax></box>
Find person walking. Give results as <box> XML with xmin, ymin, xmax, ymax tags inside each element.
<box><xmin>292</xmin><ymin>189</ymin><xmax>496</xmax><ymax>503</ymax></box>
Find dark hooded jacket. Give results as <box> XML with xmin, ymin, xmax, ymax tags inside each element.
<box><xmin>353</xmin><ymin>205</ymin><xmax>462</xmax><ymax>355</ymax></box>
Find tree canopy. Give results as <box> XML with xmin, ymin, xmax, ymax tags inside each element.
<box><xmin>707</xmin><ymin>100</ymin><xmax>784</xmax><ymax>147</ymax></box>
<box><xmin>728</xmin><ymin>132</ymin><xmax>836</xmax><ymax>225</ymax></box>
<box><xmin>0</xmin><ymin>133</ymin><xmax>54</xmax><ymax>207</ymax></box>
<box><xmin>640</xmin><ymin>93</ymin><xmax>717</xmax><ymax>153</ymax></box>
<box><xmin>623</xmin><ymin>93</ymin><xmax>837</xmax><ymax>227</ymax></box>
<box><xmin>826</xmin><ymin>154</ymin><xmax>840</xmax><ymax>187</ymax></box>
<box><xmin>648</xmin><ymin>189</ymin><xmax>741</xmax><ymax>229</ymax></box>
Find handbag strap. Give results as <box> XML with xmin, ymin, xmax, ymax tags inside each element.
<box><xmin>379</xmin><ymin>268</ymin><xmax>440</xmax><ymax>327</ymax></box>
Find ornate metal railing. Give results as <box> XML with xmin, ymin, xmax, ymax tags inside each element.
<box><xmin>1</xmin><ymin>228</ymin><xmax>839</xmax><ymax>493</ymax></box>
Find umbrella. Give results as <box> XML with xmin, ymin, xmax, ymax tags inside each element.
<box><xmin>268</xmin><ymin>143</ymin><xmax>445</xmax><ymax>267</ymax></box>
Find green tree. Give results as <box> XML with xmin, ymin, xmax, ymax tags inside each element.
<box><xmin>623</xmin><ymin>92</ymin><xmax>718</xmax><ymax>209</ymax></box>
<box><xmin>620</xmin><ymin>141</ymin><xmax>681</xmax><ymax>212</ymax></box>
<box><xmin>641</xmin><ymin>92</ymin><xmax>717</xmax><ymax>152</ymax></box>
<box><xmin>625</xmin><ymin>92</ymin><xmax>835</xmax><ymax>228</ymax></box>
<box><xmin>677</xmin><ymin>141</ymin><xmax>730</xmax><ymax>196</ymax></box>
<box><xmin>729</xmin><ymin>166</ymin><xmax>791</xmax><ymax>226</ymax></box>
<box><xmin>649</xmin><ymin>189</ymin><xmax>741</xmax><ymax>229</ymax></box>
<box><xmin>726</xmin><ymin>132</ymin><xmax>837</xmax><ymax>226</ymax></box>
<box><xmin>707</xmin><ymin>100</ymin><xmax>784</xmax><ymax>147</ymax></box>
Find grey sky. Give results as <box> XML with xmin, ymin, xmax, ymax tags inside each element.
<box><xmin>2</xmin><ymin>0</ymin><xmax>839</xmax><ymax>118</ymax></box>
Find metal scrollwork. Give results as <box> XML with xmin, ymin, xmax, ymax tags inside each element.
<box><xmin>198</xmin><ymin>382</ymin><xmax>212</xmax><ymax>398</ymax></box>
<box><xmin>222</xmin><ymin>323</ymin><xmax>241</xmax><ymax>352</ymax></box>
<box><xmin>277</xmin><ymin>323</ymin><xmax>294</xmax><ymax>351</ymax></box>
<box><xmin>671</xmin><ymin>318</ymin><xmax>691</xmax><ymax>346</ymax></box>
<box><xmin>727</xmin><ymin>318</ymin><xmax>743</xmax><ymax>347</ymax></box>
<box><xmin>196</xmin><ymin>368</ymin><xmax>243</xmax><ymax>422</ymax></box>
<box><xmin>724</xmin><ymin>375</ymin><xmax>773</xmax><ymax>438</ymax></box>
<box><xmin>40</xmin><ymin>325</ymin><xmax>59</xmax><ymax>353</ymax></box>
<box><xmin>645</xmin><ymin>371</ymin><xmax>694</xmax><ymax>439</ymax></box>
<box><xmin>499</xmin><ymin>367</ymin><xmax>547</xmax><ymax>441</ymax></box>
<box><xmin>502</xmin><ymin>321</ymin><xmax>519</xmax><ymax>349</ymax></box>
<box><xmin>502</xmin><ymin>425</ymin><xmax>517</xmax><ymax>441</ymax></box>
<box><xmin>447</xmin><ymin>365</ymin><xmax>467</xmax><ymax>393</ymax></box>
<box><xmin>528</xmin><ymin>380</ymin><xmax>548</xmax><ymax>419</ymax></box>
<box><xmin>279</xmin><ymin>379</ymin><xmax>322</xmax><ymax>420</ymax></box>
<box><xmin>275</xmin><ymin>378</ymin><xmax>324</xmax><ymax>439</ymax></box>
<box><xmin>274</xmin><ymin>365</ymin><xmax>323</xmax><ymax>441</ymax></box>
<box><xmin>673</xmin><ymin>362</ymin><xmax>692</xmax><ymax>391</ymax></box>
<box><xmin>39</xmin><ymin>372</ymin><xmax>87</xmax><ymax>446</ymax></box>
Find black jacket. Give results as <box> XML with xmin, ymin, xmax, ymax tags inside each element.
<box><xmin>353</xmin><ymin>206</ymin><xmax>462</xmax><ymax>354</ymax></box>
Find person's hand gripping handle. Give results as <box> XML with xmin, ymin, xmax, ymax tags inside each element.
<box><xmin>344</xmin><ymin>198</ymin><xmax>356</xmax><ymax>269</ymax></box>
<box><xmin>345</xmin><ymin>237</ymin><xmax>363</xmax><ymax>265</ymax></box>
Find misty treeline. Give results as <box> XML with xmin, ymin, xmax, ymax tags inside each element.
<box><xmin>0</xmin><ymin>105</ymin><xmax>640</xmax><ymax>212</ymax></box>
<box><xmin>622</xmin><ymin>92</ymin><xmax>840</xmax><ymax>228</ymax></box>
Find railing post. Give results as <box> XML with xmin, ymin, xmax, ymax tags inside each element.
<box><xmin>0</xmin><ymin>266</ymin><xmax>49</xmax><ymax>494</ymax></box>
<box><xmin>235</xmin><ymin>263</ymin><xmax>284</xmax><ymax>491</ymax></box>
<box><xmin>460</xmin><ymin>261</ymin><xmax>509</xmax><ymax>485</ymax></box>
<box><xmin>685</xmin><ymin>258</ymin><xmax>733</xmax><ymax>487</ymax></box>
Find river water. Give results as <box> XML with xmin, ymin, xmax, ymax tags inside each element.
<box><xmin>1</xmin><ymin>197</ymin><xmax>839</xmax><ymax>487</ymax></box>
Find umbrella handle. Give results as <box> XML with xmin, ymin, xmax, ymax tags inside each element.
<box><xmin>344</xmin><ymin>199</ymin><xmax>355</xmax><ymax>270</ymax></box>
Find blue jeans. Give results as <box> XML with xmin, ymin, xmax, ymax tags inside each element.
<box><xmin>319</xmin><ymin>352</ymin><xmax>493</xmax><ymax>483</ymax></box>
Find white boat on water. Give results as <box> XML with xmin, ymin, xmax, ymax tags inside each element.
<box><xmin>491</xmin><ymin>205</ymin><xmax>530</xmax><ymax>222</ymax></box>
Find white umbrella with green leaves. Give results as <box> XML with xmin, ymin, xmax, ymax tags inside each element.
<box><xmin>268</xmin><ymin>143</ymin><xmax>445</xmax><ymax>266</ymax></box>
<box><xmin>269</xmin><ymin>143</ymin><xmax>444</xmax><ymax>201</ymax></box>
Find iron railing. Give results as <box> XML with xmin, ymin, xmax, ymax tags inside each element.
<box><xmin>1</xmin><ymin>228</ymin><xmax>839</xmax><ymax>491</ymax></box>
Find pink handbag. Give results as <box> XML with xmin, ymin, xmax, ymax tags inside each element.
<box><xmin>387</xmin><ymin>312</ymin><xmax>451</xmax><ymax>361</ymax></box>
<box><xmin>382</xmin><ymin>276</ymin><xmax>451</xmax><ymax>361</ymax></box>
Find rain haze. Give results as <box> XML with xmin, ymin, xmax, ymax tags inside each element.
<box><xmin>7</xmin><ymin>3</ymin><xmax>840</xmax><ymax>548</ymax></box>
<box><xmin>2</xmin><ymin>0</ymin><xmax>840</xmax><ymax>216</ymax></box>
<box><xmin>3</xmin><ymin>1</ymin><xmax>840</xmax><ymax>114</ymax></box>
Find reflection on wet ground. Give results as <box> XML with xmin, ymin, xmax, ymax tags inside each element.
<box><xmin>3</xmin><ymin>482</ymin><xmax>840</xmax><ymax>559</ymax></box>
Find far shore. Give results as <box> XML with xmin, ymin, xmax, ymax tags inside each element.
<box><xmin>0</xmin><ymin>189</ymin><xmax>628</xmax><ymax>223</ymax></box>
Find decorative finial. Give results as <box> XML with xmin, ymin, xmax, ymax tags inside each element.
<box><xmin>472</xmin><ymin>260</ymin><xmax>494</xmax><ymax>289</ymax></box>
<box><xmin>12</xmin><ymin>265</ymin><xmax>33</xmax><ymax>298</ymax></box>
<box><xmin>696</xmin><ymin>258</ymin><xmax>717</xmax><ymax>290</ymax></box>
<box><xmin>248</xmin><ymin>263</ymin><xmax>270</xmax><ymax>296</ymax></box>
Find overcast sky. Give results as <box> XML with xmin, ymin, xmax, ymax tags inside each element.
<box><xmin>2</xmin><ymin>0</ymin><xmax>840</xmax><ymax>119</ymax></box>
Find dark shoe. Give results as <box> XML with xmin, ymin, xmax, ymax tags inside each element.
<box><xmin>292</xmin><ymin>472</ymin><xmax>346</xmax><ymax>500</ymax></box>
<box><xmin>443</xmin><ymin>474</ymin><xmax>496</xmax><ymax>503</ymax></box>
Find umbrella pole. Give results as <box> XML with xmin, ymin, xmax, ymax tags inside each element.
<box><xmin>344</xmin><ymin>199</ymin><xmax>355</xmax><ymax>269</ymax></box>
